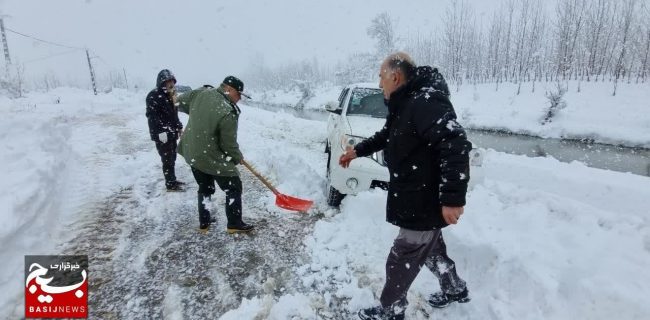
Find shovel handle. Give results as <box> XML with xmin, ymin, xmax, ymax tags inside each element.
<box><xmin>241</xmin><ymin>159</ymin><xmax>280</xmax><ymax>195</ymax></box>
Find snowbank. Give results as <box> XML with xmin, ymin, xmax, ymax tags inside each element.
<box><xmin>247</xmin><ymin>87</ymin><xmax>304</xmax><ymax>107</ymax></box>
<box><xmin>0</xmin><ymin>87</ymin><xmax>157</xmax><ymax>314</ymax></box>
<box><xmin>228</xmin><ymin>150</ymin><xmax>650</xmax><ymax>319</ymax></box>
<box><xmin>248</xmin><ymin>84</ymin><xmax>342</xmax><ymax>111</ymax></box>
<box><xmin>453</xmin><ymin>81</ymin><xmax>650</xmax><ymax>148</ymax></box>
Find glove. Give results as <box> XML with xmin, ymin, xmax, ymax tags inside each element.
<box><xmin>158</xmin><ymin>132</ymin><xmax>168</xmax><ymax>144</ymax></box>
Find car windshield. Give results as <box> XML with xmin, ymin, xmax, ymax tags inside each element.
<box><xmin>346</xmin><ymin>88</ymin><xmax>387</xmax><ymax>118</ymax></box>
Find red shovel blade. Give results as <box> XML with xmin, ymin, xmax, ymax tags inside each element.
<box><xmin>275</xmin><ymin>193</ymin><xmax>313</xmax><ymax>212</ymax></box>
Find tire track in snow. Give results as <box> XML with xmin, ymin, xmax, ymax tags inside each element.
<box><xmin>61</xmin><ymin>169</ymin><xmax>321</xmax><ymax>319</ymax></box>
<box><xmin>54</xmin><ymin>103</ymin><xmax>332</xmax><ymax>318</ymax></box>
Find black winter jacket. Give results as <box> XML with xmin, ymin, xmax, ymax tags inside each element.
<box><xmin>145</xmin><ymin>70</ymin><xmax>183</xmax><ymax>141</ymax></box>
<box><xmin>354</xmin><ymin>66</ymin><xmax>472</xmax><ymax>230</ymax></box>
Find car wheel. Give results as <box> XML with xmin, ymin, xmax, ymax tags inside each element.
<box><xmin>326</xmin><ymin>150</ymin><xmax>345</xmax><ymax>207</ymax></box>
<box><xmin>326</xmin><ymin>184</ymin><xmax>345</xmax><ymax>207</ymax></box>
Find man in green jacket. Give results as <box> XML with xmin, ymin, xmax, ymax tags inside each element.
<box><xmin>177</xmin><ymin>76</ymin><xmax>254</xmax><ymax>233</ymax></box>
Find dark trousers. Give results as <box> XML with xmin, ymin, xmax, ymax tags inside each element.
<box><xmin>154</xmin><ymin>137</ymin><xmax>177</xmax><ymax>188</ymax></box>
<box><xmin>380</xmin><ymin>228</ymin><xmax>467</xmax><ymax>308</ymax></box>
<box><xmin>191</xmin><ymin>167</ymin><xmax>243</xmax><ymax>226</ymax></box>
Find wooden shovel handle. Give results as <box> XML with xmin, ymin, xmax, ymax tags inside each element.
<box><xmin>241</xmin><ymin>159</ymin><xmax>280</xmax><ymax>195</ymax></box>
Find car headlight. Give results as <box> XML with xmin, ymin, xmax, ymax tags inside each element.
<box><xmin>340</xmin><ymin>134</ymin><xmax>364</xmax><ymax>151</ymax></box>
<box><xmin>346</xmin><ymin>178</ymin><xmax>359</xmax><ymax>190</ymax></box>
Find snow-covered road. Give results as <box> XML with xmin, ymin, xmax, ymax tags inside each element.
<box><xmin>0</xmin><ymin>88</ymin><xmax>330</xmax><ymax>319</ymax></box>
<box><xmin>1</xmin><ymin>88</ymin><xmax>649</xmax><ymax>319</ymax></box>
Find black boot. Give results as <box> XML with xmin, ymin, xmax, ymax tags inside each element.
<box><xmin>358</xmin><ymin>305</ymin><xmax>404</xmax><ymax>320</ymax></box>
<box><xmin>198</xmin><ymin>193</ymin><xmax>214</xmax><ymax>230</ymax></box>
<box><xmin>224</xmin><ymin>189</ymin><xmax>254</xmax><ymax>233</ymax></box>
<box><xmin>427</xmin><ymin>287</ymin><xmax>470</xmax><ymax>308</ymax></box>
<box><xmin>166</xmin><ymin>177</ymin><xmax>187</xmax><ymax>192</ymax></box>
<box><xmin>199</xmin><ymin>217</ymin><xmax>217</xmax><ymax>231</ymax></box>
<box><xmin>226</xmin><ymin>222</ymin><xmax>254</xmax><ymax>234</ymax></box>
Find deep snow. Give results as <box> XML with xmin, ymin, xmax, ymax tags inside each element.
<box><xmin>0</xmin><ymin>88</ymin><xmax>649</xmax><ymax>319</ymax></box>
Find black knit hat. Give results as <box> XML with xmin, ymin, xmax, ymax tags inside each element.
<box><xmin>222</xmin><ymin>76</ymin><xmax>250</xmax><ymax>98</ymax></box>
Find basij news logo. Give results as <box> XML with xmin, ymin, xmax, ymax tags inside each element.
<box><xmin>25</xmin><ymin>255</ymin><xmax>88</xmax><ymax>318</ymax></box>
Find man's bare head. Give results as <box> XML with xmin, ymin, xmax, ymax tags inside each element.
<box><xmin>379</xmin><ymin>52</ymin><xmax>416</xmax><ymax>99</ymax></box>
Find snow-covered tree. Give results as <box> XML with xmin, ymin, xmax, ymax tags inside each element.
<box><xmin>367</xmin><ymin>12</ymin><xmax>397</xmax><ymax>59</ymax></box>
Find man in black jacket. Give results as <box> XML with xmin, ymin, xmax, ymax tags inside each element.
<box><xmin>146</xmin><ymin>69</ymin><xmax>185</xmax><ymax>191</ymax></box>
<box><xmin>339</xmin><ymin>52</ymin><xmax>472</xmax><ymax>320</ymax></box>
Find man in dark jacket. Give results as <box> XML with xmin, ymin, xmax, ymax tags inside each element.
<box><xmin>177</xmin><ymin>76</ymin><xmax>254</xmax><ymax>233</ymax></box>
<box><xmin>339</xmin><ymin>52</ymin><xmax>472</xmax><ymax>320</ymax></box>
<box><xmin>146</xmin><ymin>69</ymin><xmax>184</xmax><ymax>191</ymax></box>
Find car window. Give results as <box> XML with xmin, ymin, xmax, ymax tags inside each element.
<box><xmin>346</xmin><ymin>88</ymin><xmax>386</xmax><ymax>118</ymax></box>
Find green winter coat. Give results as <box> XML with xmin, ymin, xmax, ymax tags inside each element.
<box><xmin>177</xmin><ymin>86</ymin><xmax>243</xmax><ymax>177</ymax></box>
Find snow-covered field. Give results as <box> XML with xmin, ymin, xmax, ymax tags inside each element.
<box><xmin>1</xmin><ymin>88</ymin><xmax>649</xmax><ymax>319</ymax></box>
<box><xmin>252</xmin><ymin>80</ymin><xmax>650</xmax><ymax>148</ymax></box>
<box><xmin>248</xmin><ymin>84</ymin><xmax>343</xmax><ymax>111</ymax></box>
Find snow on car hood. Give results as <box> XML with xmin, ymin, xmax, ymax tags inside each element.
<box><xmin>346</xmin><ymin>116</ymin><xmax>386</xmax><ymax>138</ymax></box>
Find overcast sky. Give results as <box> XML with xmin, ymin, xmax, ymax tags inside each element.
<box><xmin>1</xmin><ymin>0</ymin><xmax>509</xmax><ymax>89</ymax></box>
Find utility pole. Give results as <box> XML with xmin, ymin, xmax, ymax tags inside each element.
<box><xmin>123</xmin><ymin>68</ymin><xmax>128</xmax><ymax>90</ymax></box>
<box><xmin>85</xmin><ymin>48</ymin><xmax>97</xmax><ymax>95</ymax></box>
<box><xmin>0</xmin><ymin>17</ymin><xmax>11</xmax><ymax>76</ymax></box>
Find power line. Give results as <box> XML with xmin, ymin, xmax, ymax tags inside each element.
<box><xmin>94</xmin><ymin>55</ymin><xmax>114</xmax><ymax>69</ymax></box>
<box><xmin>23</xmin><ymin>48</ymin><xmax>80</xmax><ymax>64</ymax></box>
<box><xmin>3</xmin><ymin>24</ymin><xmax>120</xmax><ymax>93</ymax></box>
<box><xmin>5</xmin><ymin>27</ymin><xmax>84</xmax><ymax>50</ymax></box>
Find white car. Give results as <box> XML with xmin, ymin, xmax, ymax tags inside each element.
<box><xmin>324</xmin><ymin>83</ymin><xmax>484</xmax><ymax>207</ymax></box>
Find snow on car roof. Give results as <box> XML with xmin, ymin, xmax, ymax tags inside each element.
<box><xmin>347</xmin><ymin>82</ymin><xmax>380</xmax><ymax>90</ymax></box>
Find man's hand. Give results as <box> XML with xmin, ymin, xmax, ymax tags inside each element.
<box><xmin>339</xmin><ymin>147</ymin><xmax>357</xmax><ymax>168</ymax></box>
<box><xmin>442</xmin><ymin>206</ymin><xmax>464</xmax><ymax>225</ymax></box>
